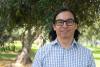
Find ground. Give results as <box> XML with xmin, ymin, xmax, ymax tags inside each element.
<box><xmin>0</xmin><ymin>51</ymin><xmax>32</xmax><ymax>67</ymax></box>
<box><xmin>0</xmin><ymin>59</ymin><xmax>32</xmax><ymax>67</ymax></box>
<box><xmin>0</xmin><ymin>59</ymin><xmax>14</xmax><ymax>67</ymax></box>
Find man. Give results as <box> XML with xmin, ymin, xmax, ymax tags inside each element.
<box><xmin>32</xmin><ymin>8</ymin><xmax>96</xmax><ymax>67</ymax></box>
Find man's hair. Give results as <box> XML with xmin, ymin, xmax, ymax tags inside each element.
<box><xmin>53</xmin><ymin>8</ymin><xmax>78</xmax><ymax>24</ymax></box>
<box><xmin>49</xmin><ymin>8</ymin><xmax>80</xmax><ymax>41</ymax></box>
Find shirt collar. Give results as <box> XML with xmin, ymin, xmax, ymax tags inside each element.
<box><xmin>51</xmin><ymin>38</ymin><xmax>78</xmax><ymax>49</ymax></box>
<box><xmin>51</xmin><ymin>38</ymin><xmax>58</xmax><ymax>45</ymax></box>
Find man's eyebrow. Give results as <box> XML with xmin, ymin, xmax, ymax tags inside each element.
<box><xmin>56</xmin><ymin>18</ymin><xmax>74</xmax><ymax>20</ymax></box>
<box><xmin>56</xmin><ymin>19</ymin><xmax>63</xmax><ymax>20</ymax></box>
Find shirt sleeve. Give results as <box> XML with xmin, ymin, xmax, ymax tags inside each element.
<box><xmin>32</xmin><ymin>48</ymin><xmax>43</xmax><ymax>67</ymax></box>
<box><xmin>88</xmin><ymin>51</ymin><xmax>96</xmax><ymax>67</ymax></box>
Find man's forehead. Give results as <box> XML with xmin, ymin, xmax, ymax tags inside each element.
<box><xmin>56</xmin><ymin>11</ymin><xmax>74</xmax><ymax>20</ymax></box>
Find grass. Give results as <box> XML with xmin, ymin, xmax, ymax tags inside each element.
<box><xmin>95</xmin><ymin>57</ymin><xmax>100</xmax><ymax>60</ymax></box>
<box><xmin>0</xmin><ymin>53</ymin><xmax>17</xmax><ymax>60</ymax></box>
<box><xmin>93</xmin><ymin>50</ymin><xmax>100</xmax><ymax>54</ymax></box>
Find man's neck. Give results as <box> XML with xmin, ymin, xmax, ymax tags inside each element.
<box><xmin>57</xmin><ymin>37</ymin><xmax>74</xmax><ymax>48</ymax></box>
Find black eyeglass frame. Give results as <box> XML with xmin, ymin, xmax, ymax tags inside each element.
<box><xmin>55</xmin><ymin>18</ymin><xmax>76</xmax><ymax>26</ymax></box>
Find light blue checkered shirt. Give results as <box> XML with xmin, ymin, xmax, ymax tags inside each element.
<box><xmin>32</xmin><ymin>39</ymin><xmax>96</xmax><ymax>67</ymax></box>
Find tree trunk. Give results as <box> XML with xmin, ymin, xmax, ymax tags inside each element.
<box><xmin>14</xmin><ymin>29</ymin><xmax>35</xmax><ymax>67</ymax></box>
<box><xmin>15</xmin><ymin>48</ymin><xmax>32</xmax><ymax>64</ymax></box>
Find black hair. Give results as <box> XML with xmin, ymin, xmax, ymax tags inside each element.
<box><xmin>49</xmin><ymin>8</ymin><xmax>80</xmax><ymax>41</ymax></box>
<box><xmin>53</xmin><ymin>8</ymin><xmax>78</xmax><ymax>24</ymax></box>
<box><xmin>49</xmin><ymin>28</ymin><xmax>57</xmax><ymax>41</ymax></box>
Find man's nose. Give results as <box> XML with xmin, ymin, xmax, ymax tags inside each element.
<box><xmin>62</xmin><ymin>22</ymin><xmax>67</xmax><ymax>27</ymax></box>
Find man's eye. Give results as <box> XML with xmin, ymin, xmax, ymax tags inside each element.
<box><xmin>57</xmin><ymin>21</ymin><xmax>63</xmax><ymax>23</ymax></box>
<box><xmin>67</xmin><ymin>19</ymin><xmax>74</xmax><ymax>23</ymax></box>
<box><xmin>56</xmin><ymin>21</ymin><xmax>63</xmax><ymax>23</ymax></box>
<box><xmin>68</xmin><ymin>20</ymin><xmax>73</xmax><ymax>23</ymax></box>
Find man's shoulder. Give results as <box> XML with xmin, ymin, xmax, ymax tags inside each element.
<box><xmin>38</xmin><ymin>41</ymin><xmax>54</xmax><ymax>53</ymax></box>
<box><xmin>77</xmin><ymin>43</ymin><xmax>92</xmax><ymax>54</ymax></box>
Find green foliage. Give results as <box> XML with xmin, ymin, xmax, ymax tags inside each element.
<box><xmin>0</xmin><ymin>0</ymin><xmax>100</xmax><ymax>44</ymax></box>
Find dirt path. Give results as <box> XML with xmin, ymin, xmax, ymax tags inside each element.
<box><xmin>0</xmin><ymin>52</ymin><xmax>32</xmax><ymax>67</ymax></box>
<box><xmin>0</xmin><ymin>59</ymin><xmax>32</xmax><ymax>67</ymax></box>
<box><xmin>0</xmin><ymin>59</ymin><xmax>14</xmax><ymax>67</ymax></box>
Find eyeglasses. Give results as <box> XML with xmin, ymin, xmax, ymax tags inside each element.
<box><xmin>55</xmin><ymin>19</ymin><xmax>75</xmax><ymax>26</ymax></box>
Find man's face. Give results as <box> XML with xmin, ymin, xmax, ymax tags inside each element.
<box><xmin>53</xmin><ymin>11</ymin><xmax>77</xmax><ymax>39</ymax></box>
